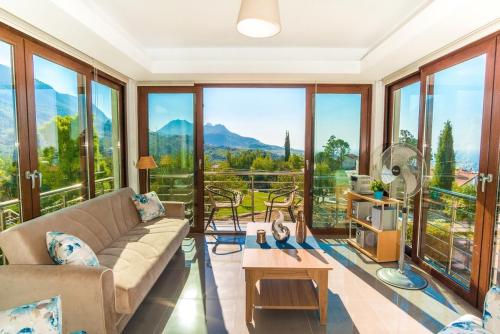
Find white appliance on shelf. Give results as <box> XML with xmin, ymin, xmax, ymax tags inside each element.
<box><xmin>350</xmin><ymin>175</ymin><xmax>373</xmax><ymax>195</ymax></box>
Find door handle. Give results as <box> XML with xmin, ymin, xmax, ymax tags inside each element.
<box><xmin>305</xmin><ymin>159</ymin><xmax>310</xmax><ymax>171</ymax></box>
<box><xmin>25</xmin><ymin>171</ymin><xmax>35</xmax><ymax>189</ymax></box>
<box><xmin>25</xmin><ymin>170</ymin><xmax>41</xmax><ymax>189</ymax></box>
<box><xmin>479</xmin><ymin>173</ymin><xmax>493</xmax><ymax>193</ymax></box>
<box><xmin>198</xmin><ymin>158</ymin><xmax>203</xmax><ymax>171</ymax></box>
<box><xmin>34</xmin><ymin>170</ymin><xmax>42</xmax><ymax>189</ymax></box>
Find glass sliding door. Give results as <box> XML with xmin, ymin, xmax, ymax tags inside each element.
<box><xmin>419</xmin><ymin>50</ymin><xmax>492</xmax><ymax>298</ymax></box>
<box><xmin>311</xmin><ymin>87</ymin><xmax>370</xmax><ymax>231</ymax></box>
<box><xmin>202</xmin><ymin>87</ymin><xmax>305</xmax><ymax>232</ymax></box>
<box><xmin>0</xmin><ymin>37</ymin><xmax>28</xmax><ymax>243</ymax></box>
<box><xmin>92</xmin><ymin>80</ymin><xmax>121</xmax><ymax>196</ymax></box>
<box><xmin>389</xmin><ymin>78</ymin><xmax>420</xmax><ymax>247</ymax></box>
<box><xmin>147</xmin><ymin>92</ymin><xmax>195</xmax><ymax>224</ymax></box>
<box><xmin>30</xmin><ymin>53</ymin><xmax>89</xmax><ymax>215</ymax></box>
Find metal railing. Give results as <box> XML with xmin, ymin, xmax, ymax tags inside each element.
<box><xmin>421</xmin><ymin>186</ymin><xmax>476</xmax><ymax>286</ymax></box>
<box><xmin>204</xmin><ymin>170</ymin><xmax>304</xmax><ymax>222</ymax></box>
<box><xmin>0</xmin><ymin>176</ymin><xmax>116</xmax><ymax>232</ymax></box>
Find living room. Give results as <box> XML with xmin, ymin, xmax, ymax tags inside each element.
<box><xmin>0</xmin><ymin>1</ymin><xmax>499</xmax><ymax>333</ymax></box>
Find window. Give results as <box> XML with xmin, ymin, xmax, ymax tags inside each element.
<box><xmin>92</xmin><ymin>80</ymin><xmax>122</xmax><ymax>196</ymax></box>
<box><xmin>387</xmin><ymin>75</ymin><xmax>420</xmax><ymax>247</ymax></box>
<box><xmin>0</xmin><ymin>24</ymin><xmax>126</xmax><ymax>237</ymax></box>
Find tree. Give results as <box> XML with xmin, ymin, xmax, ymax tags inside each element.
<box><xmin>432</xmin><ymin>120</ymin><xmax>455</xmax><ymax>190</ymax></box>
<box><xmin>399</xmin><ymin>129</ymin><xmax>417</xmax><ymax>147</ymax></box>
<box><xmin>284</xmin><ymin>131</ymin><xmax>290</xmax><ymax>161</ymax></box>
<box><xmin>323</xmin><ymin>135</ymin><xmax>350</xmax><ymax>170</ymax></box>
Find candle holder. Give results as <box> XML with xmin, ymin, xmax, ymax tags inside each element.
<box><xmin>256</xmin><ymin>229</ymin><xmax>266</xmax><ymax>244</ymax></box>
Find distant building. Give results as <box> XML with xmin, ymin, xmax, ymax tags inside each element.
<box><xmin>342</xmin><ymin>153</ymin><xmax>358</xmax><ymax>170</ymax></box>
<box><xmin>454</xmin><ymin>169</ymin><xmax>478</xmax><ymax>187</ymax></box>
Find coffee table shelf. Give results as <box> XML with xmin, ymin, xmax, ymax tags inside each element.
<box><xmin>254</xmin><ymin>279</ymin><xmax>318</xmax><ymax>310</ymax></box>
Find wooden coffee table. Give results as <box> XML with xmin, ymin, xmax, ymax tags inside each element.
<box><xmin>242</xmin><ymin>222</ymin><xmax>332</xmax><ymax>324</ymax></box>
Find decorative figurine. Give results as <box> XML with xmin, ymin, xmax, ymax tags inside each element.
<box><xmin>271</xmin><ymin>211</ymin><xmax>290</xmax><ymax>243</ymax></box>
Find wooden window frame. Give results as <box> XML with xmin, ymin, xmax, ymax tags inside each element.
<box><xmin>307</xmin><ymin>84</ymin><xmax>372</xmax><ymax>234</ymax></box>
<box><xmin>384</xmin><ymin>30</ymin><xmax>500</xmax><ymax>308</ymax></box>
<box><xmin>0</xmin><ymin>22</ymin><xmax>128</xmax><ymax>220</ymax></box>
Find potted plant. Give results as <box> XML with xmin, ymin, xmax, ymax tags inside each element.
<box><xmin>371</xmin><ymin>180</ymin><xmax>385</xmax><ymax>200</ymax></box>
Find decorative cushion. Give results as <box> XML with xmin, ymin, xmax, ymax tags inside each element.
<box><xmin>483</xmin><ymin>286</ymin><xmax>500</xmax><ymax>333</ymax></box>
<box><xmin>438</xmin><ymin>314</ymin><xmax>490</xmax><ymax>334</ymax></box>
<box><xmin>131</xmin><ymin>191</ymin><xmax>165</xmax><ymax>222</ymax></box>
<box><xmin>46</xmin><ymin>232</ymin><xmax>99</xmax><ymax>267</ymax></box>
<box><xmin>0</xmin><ymin>296</ymin><xmax>62</xmax><ymax>334</ymax></box>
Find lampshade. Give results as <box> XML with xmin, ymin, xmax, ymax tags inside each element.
<box><xmin>136</xmin><ymin>156</ymin><xmax>158</xmax><ymax>170</ymax></box>
<box><xmin>237</xmin><ymin>0</ymin><xmax>281</xmax><ymax>38</ymax></box>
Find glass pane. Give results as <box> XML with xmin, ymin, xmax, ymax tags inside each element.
<box><xmin>313</xmin><ymin>93</ymin><xmax>361</xmax><ymax>229</ymax></box>
<box><xmin>92</xmin><ymin>81</ymin><xmax>121</xmax><ymax>196</ymax></box>
<box><xmin>493</xmin><ymin>152</ymin><xmax>500</xmax><ymax>286</ymax></box>
<box><xmin>34</xmin><ymin>55</ymin><xmax>88</xmax><ymax>215</ymax></box>
<box><xmin>420</xmin><ymin>55</ymin><xmax>486</xmax><ymax>288</ymax></box>
<box><xmin>0</xmin><ymin>40</ymin><xmax>22</xmax><ymax>264</ymax></box>
<box><xmin>203</xmin><ymin>88</ymin><xmax>305</xmax><ymax>231</ymax></box>
<box><xmin>148</xmin><ymin>93</ymin><xmax>194</xmax><ymax>224</ymax></box>
<box><xmin>391</xmin><ymin>81</ymin><xmax>420</xmax><ymax>246</ymax></box>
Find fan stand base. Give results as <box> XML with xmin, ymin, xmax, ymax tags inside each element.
<box><xmin>376</xmin><ymin>266</ymin><xmax>428</xmax><ymax>290</ymax></box>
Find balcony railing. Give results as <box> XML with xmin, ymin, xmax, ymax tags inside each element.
<box><xmin>0</xmin><ymin>176</ymin><xmax>116</xmax><ymax>232</ymax></box>
<box><xmin>204</xmin><ymin>170</ymin><xmax>304</xmax><ymax>224</ymax></box>
<box><xmin>421</xmin><ymin>186</ymin><xmax>476</xmax><ymax>287</ymax></box>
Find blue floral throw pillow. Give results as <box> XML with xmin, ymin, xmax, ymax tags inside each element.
<box><xmin>484</xmin><ymin>285</ymin><xmax>499</xmax><ymax>333</ymax></box>
<box><xmin>46</xmin><ymin>232</ymin><xmax>99</xmax><ymax>267</ymax></box>
<box><xmin>0</xmin><ymin>296</ymin><xmax>62</xmax><ymax>334</ymax></box>
<box><xmin>131</xmin><ymin>191</ymin><xmax>166</xmax><ymax>222</ymax></box>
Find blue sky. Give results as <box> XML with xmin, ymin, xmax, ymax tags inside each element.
<box><xmin>204</xmin><ymin>88</ymin><xmax>305</xmax><ymax>150</ymax></box>
<box><xmin>314</xmin><ymin>94</ymin><xmax>361</xmax><ymax>154</ymax></box>
<box><xmin>148</xmin><ymin>93</ymin><xmax>194</xmax><ymax>132</ymax></box>
<box><xmin>34</xmin><ymin>55</ymin><xmax>79</xmax><ymax>96</ymax></box>
<box><xmin>92</xmin><ymin>81</ymin><xmax>115</xmax><ymax>119</ymax></box>
<box><xmin>430</xmin><ymin>54</ymin><xmax>485</xmax><ymax>166</ymax></box>
<box><xmin>397</xmin><ymin>81</ymin><xmax>420</xmax><ymax>140</ymax></box>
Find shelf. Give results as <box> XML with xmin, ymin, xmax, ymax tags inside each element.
<box><xmin>254</xmin><ymin>279</ymin><xmax>318</xmax><ymax>310</ymax></box>
<box><xmin>347</xmin><ymin>239</ymin><xmax>378</xmax><ymax>261</ymax></box>
<box><xmin>347</xmin><ymin>191</ymin><xmax>401</xmax><ymax>205</ymax></box>
<box><xmin>347</xmin><ymin>216</ymin><xmax>383</xmax><ymax>233</ymax></box>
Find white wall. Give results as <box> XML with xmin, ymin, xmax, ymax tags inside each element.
<box><xmin>126</xmin><ymin>79</ymin><xmax>139</xmax><ymax>192</ymax></box>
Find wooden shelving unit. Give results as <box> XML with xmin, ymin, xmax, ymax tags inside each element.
<box><xmin>346</xmin><ymin>191</ymin><xmax>400</xmax><ymax>263</ymax></box>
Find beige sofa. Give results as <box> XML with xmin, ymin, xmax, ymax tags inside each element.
<box><xmin>0</xmin><ymin>187</ymin><xmax>189</xmax><ymax>333</ymax></box>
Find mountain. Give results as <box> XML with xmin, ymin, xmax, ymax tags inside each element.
<box><xmin>155</xmin><ymin>119</ymin><xmax>303</xmax><ymax>157</ymax></box>
<box><xmin>0</xmin><ymin>63</ymin><xmax>112</xmax><ymax>156</ymax></box>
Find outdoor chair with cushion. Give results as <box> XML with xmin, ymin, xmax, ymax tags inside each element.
<box><xmin>205</xmin><ymin>185</ymin><xmax>243</xmax><ymax>232</ymax></box>
<box><xmin>264</xmin><ymin>186</ymin><xmax>298</xmax><ymax>223</ymax></box>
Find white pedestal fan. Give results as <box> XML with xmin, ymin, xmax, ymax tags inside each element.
<box><xmin>374</xmin><ymin>143</ymin><xmax>428</xmax><ymax>290</ymax></box>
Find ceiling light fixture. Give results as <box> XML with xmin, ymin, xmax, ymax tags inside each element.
<box><xmin>237</xmin><ymin>0</ymin><xmax>281</xmax><ymax>38</ymax></box>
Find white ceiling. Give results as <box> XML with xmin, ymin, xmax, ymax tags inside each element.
<box><xmin>90</xmin><ymin>0</ymin><xmax>428</xmax><ymax>49</ymax></box>
<box><xmin>0</xmin><ymin>0</ymin><xmax>499</xmax><ymax>82</ymax></box>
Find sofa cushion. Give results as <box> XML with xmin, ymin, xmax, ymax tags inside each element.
<box><xmin>0</xmin><ymin>295</ymin><xmax>62</xmax><ymax>334</ymax></box>
<box><xmin>131</xmin><ymin>192</ymin><xmax>165</xmax><ymax>222</ymax></box>
<box><xmin>484</xmin><ymin>286</ymin><xmax>500</xmax><ymax>333</ymax></box>
<box><xmin>46</xmin><ymin>232</ymin><xmax>99</xmax><ymax>267</ymax></box>
<box><xmin>97</xmin><ymin>217</ymin><xmax>189</xmax><ymax>314</ymax></box>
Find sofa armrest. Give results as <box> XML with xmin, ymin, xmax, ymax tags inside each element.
<box><xmin>0</xmin><ymin>265</ymin><xmax>116</xmax><ymax>334</ymax></box>
<box><xmin>163</xmin><ymin>201</ymin><xmax>185</xmax><ymax>219</ymax></box>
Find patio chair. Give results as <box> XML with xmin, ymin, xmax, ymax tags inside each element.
<box><xmin>264</xmin><ymin>186</ymin><xmax>298</xmax><ymax>223</ymax></box>
<box><xmin>205</xmin><ymin>185</ymin><xmax>243</xmax><ymax>232</ymax></box>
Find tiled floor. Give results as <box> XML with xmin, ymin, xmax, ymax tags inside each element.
<box><xmin>124</xmin><ymin>234</ymin><xmax>478</xmax><ymax>334</ymax></box>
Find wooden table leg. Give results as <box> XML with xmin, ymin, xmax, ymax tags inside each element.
<box><xmin>245</xmin><ymin>270</ymin><xmax>255</xmax><ymax>323</ymax></box>
<box><xmin>317</xmin><ymin>270</ymin><xmax>328</xmax><ymax>325</ymax></box>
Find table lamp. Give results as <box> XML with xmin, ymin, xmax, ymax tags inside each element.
<box><xmin>136</xmin><ymin>155</ymin><xmax>158</xmax><ymax>192</ymax></box>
